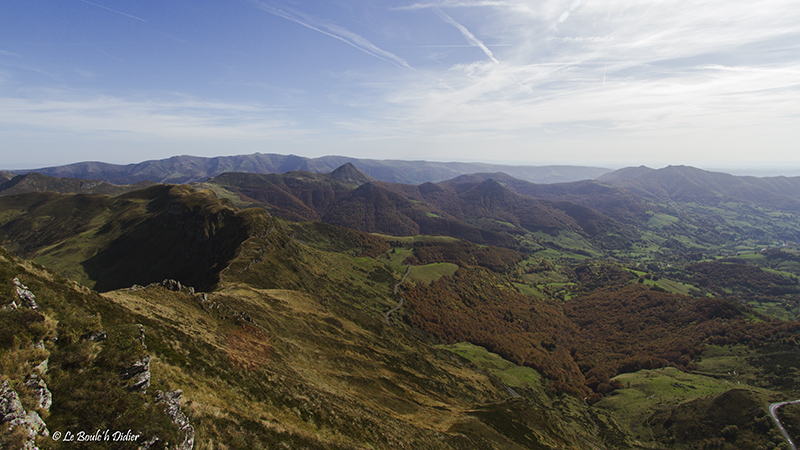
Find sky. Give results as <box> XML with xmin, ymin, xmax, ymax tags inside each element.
<box><xmin>1</xmin><ymin>0</ymin><xmax>799</xmax><ymax>172</ymax></box>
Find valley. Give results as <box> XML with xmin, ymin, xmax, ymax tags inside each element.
<box><xmin>1</xmin><ymin>157</ymin><xmax>800</xmax><ymax>449</ymax></box>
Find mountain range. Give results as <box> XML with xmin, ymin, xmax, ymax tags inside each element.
<box><xmin>2</xmin><ymin>154</ymin><xmax>800</xmax><ymax>449</ymax></box>
<box><xmin>5</xmin><ymin>153</ymin><xmax>612</xmax><ymax>185</ymax></box>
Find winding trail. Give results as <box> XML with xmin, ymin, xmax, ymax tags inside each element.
<box><xmin>769</xmin><ymin>399</ymin><xmax>800</xmax><ymax>450</ymax></box>
<box><xmin>385</xmin><ymin>265</ymin><xmax>411</xmax><ymax>325</ymax></box>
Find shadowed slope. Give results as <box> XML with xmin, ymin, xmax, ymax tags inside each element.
<box><xmin>0</xmin><ymin>185</ymin><xmax>259</xmax><ymax>291</ymax></box>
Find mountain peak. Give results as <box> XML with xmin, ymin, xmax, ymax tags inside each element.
<box><xmin>330</xmin><ymin>163</ymin><xmax>373</xmax><ymax>185</ymax></box>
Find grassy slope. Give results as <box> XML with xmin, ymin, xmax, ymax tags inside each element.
<box><xmin>4</xmin><ymin>177</ymin><xmax>800</xmax><ymax>449</ymax></box>
<box><xmin>0</xmin><ymin>186</ymin><xmax>255</xmax><ymax>292</ymax></box>
<box><xmin>1</xmin><ymin>239</ymin><xmax>623</xmax><ymax>449</ymax></box>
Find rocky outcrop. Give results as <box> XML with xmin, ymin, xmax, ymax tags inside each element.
<box><xmin>156</xmin><ymin>390</ymin><xmax>194</xmax><ymax>450</ymax></box>
<box><xmin>24</xmin><ymin>375</ymin><xmax>51</xmax><ymax>412</ymax></box>
<box><xmin>120</xmin><ymin>325</ymin><xmax>150</xmax><ymax>392</ymax></box>
<box><xmin>1</xmin><ymin>380</ymin><xmax>49</xmax><ymax>449</ymax></box>
<box><xmin>157</xmin><ymin>279</ymin><xmax>195</xmax><ymax>294</ymax></box>
<box><xmin>120</xmin><ymin>356</ymin><xmax>151</xmax><ymax>392</ymax></box>
<box><xmin>82</xmin><ymin>330</ymin><xmax>107</xmax><ymax>342</ymax></box>
<box><xmin>0</xmin><ymin>381</ymin><xmax>26</xmax><ymax>424</ymax></box>
<box><xmin>3</xmin><ymin>278</ymin><xmax>38</xmax><ymax>310</ymax></box>
<box><xmin>13</xmin><ymin>278</ymin><xmax>38</xmax><ymax>309</ymax></box>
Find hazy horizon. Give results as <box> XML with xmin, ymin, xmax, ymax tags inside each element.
<box><xmin>5</xmin><ymin>152</ymin><xmax>800</xmax><ymax>179</ymax></box>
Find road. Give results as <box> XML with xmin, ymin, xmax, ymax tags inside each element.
<box><xmin>385</xmin><ymin>265</ymin><xmax>411</xmax><ymax>325</ymax></box>
<box><xmin>769</xmin><ymin>399</ymin><xmax>800</xmax><ymax>450</ymax></box>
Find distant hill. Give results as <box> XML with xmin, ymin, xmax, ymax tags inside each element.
<box><xmin>0</xmin><ymin>172</ymin><xmax>156</xmax><ymax>197</ymax></box>
<box><xmin>439</xmin><ymin>173</ymin><xmax>650</xmax><ymax>224</ymax></box>
<box><xmin>9</xmin><ymin>152</ymin><xmax>612</xmax><ymax>185</ymax></box>
<box><xmin>201</xmin><ymin>165</ymin><xmax>632</xmax><ymax>248</ymax></box>
<box><xmin>599</xmin><ymin>165</ymin><xmax>800</xmax><ymax>210</ymax></box>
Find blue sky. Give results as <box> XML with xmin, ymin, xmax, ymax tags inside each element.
<box><xmin>1</xmin><ymin>0</ymin><xmax>799</xmax><ymax>171</ymax></box>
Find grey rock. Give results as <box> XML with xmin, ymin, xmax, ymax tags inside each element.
<box><xmin>25</xmin><ymin>375</ymin><xmax>52</xmax><ymax>411</ymax></box>
<box><xmin>1</xmin><ymin>380</ymin><xmax>26</xmax><ymax>424</ymax></box>
<box><xmin>160</xmin><ymin>279</ymin><xmax>183</xmax><ymax>291</ymax></box>
<box><xmin>121</xmin><ymin>356</ymin><xmax>151</xmax><ymax>392</ymax></box>
<box><xmin>138</xmin><ymin>437</ymin><xmax>160</xmax><ymax>450</ymax></box>
<box><xmin>156</xmin><ymin>390</ymin><xmax>194</xmax><ymax>450</ymax></box>
<box><xmin>34</xmin><ymin>359</ymin><xmax>48</xmax><ymax>375</ymax></box>
<box><xmin>83</xmin><ymin>330</ymin><xmax>107</xmax><ymax>342</ymax></box>
<box><xmin>1</xmin><ymin>300</ymin><xmax>18</xmax><ymax>311</ymax></box>
<box><xmin>13</xmin><ymin>278</ymin><xmax>38</xmax><ymax>309</ymax></box>
<box><xmin>1</xmin><ymin>380</ymin><xmax>49</xmax><ymax>449</ymax></box>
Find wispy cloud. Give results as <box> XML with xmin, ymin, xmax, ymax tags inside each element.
<box><xmin>435</xmin><ymin>9</ymin><xmax>498</xmax><ymax>64</ymax></box>
<box><xmin>249</xmin><ymin>0</ymin><xmax>412</xmax><ymax>70</ymax></box>
<box><xmin>331</xmin><ymin>0</ymin><xmax>800</xmax><ymax>164</ymax></box>
<box><xmin>0</xmin><ymin>91</ymin><xmax>304</xmax><ymax>142</ymax></box>
<box><xmin>77</xmin><ymin>0</ymin><xmax>147</xmax><ymax>22</ymax></box>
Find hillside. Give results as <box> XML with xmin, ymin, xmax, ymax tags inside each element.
<box><xmin>0</xmin><ymin>217</ymin><xmax>633</xmax><ymax>449</ymax></box>
<box><xmin>441</xmin><ymin>173</ymin><xmax>649</xmax><ymax>225</ymax></box>
<box><xmin>3</xmin><ymin>166</ymin><xmax>800</xmax><ymax>449</ymax></box>
<box><xmin>0</xmin><ymin>185</ymin><xmax>256</xmax><ymax>291</ymax></box>
<box><xmin>200</xmin><ymin>166</ymin><xmax>633</xmax><ymax>252</ymax></box>
<box><xmin>0</xmin><ymin>172</ymin><xmax>156</xmax><ymax>197</ymax></box>
<box><xmin>599</xmin><ymin>165</ymin><xmax>800</xmax><ymax>210</ymax></box>
<box><xmin>9</xmin><ymin>153</ymin><xmax>611</xmax><ymax>185</ymax></box>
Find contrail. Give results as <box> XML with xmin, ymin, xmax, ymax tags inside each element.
<box><xmin>78</xmin><ymin>0</ymin><xmax>146</xmax><ymax>22</ymax></box>
<box><xmin>436</xmin><ymin>9</ymin><xmax>499</xmax><ymax>64</ymax></box>
<box><xmin>250</xmin><ymin>1</ymin><xmax>412</xmax><ymax>70</ymax></box>
<box><xmin>396</xmin><ymin>2</ymin><xmax>511</xmax><ymax>11</ymax></box>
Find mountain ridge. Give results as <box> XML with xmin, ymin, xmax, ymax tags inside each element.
<box><xmin>8</xmin><ymin>153</ymin><xmax>612</xmax><ymax>185</ymax></box>
<box><xmin>599</xmin><ymin>165</ymin><xmax>800</xmax><ymax>210</ymax></box>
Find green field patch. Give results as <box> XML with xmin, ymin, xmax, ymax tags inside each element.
<box><xmin>512</xmin><ymin>282</ymin><xmax>547</xmax><ymax>298</ymax></box>
<box><xmin>382</xmin><ymin>247</ymin><xmax>414</xmax><ymax>270</ymax></box>
<box><xmin>534</xmin><ymin>248</ymin><xmax>591</xmax><ymax>260</ymax></box>
<box><xmin>654</xmin><ymin>278</ymin><xmax>702</xmax><ymax>296</ymax></box>
<box><xmin>438</xmin><ymin>342</ymin><xmax>546</xmax><ymax>396</ymax></box>
<box><xmin>408</xmin><ymin>262</ymin><xmax>459</xmax><ymax>284</ymax></box>
<box><xmin>596</xmin><ymin>366</ymin><xmax>760</xmax><ymax>438</ymax></box>
<box><xmin>380</xmin><ymin>234</ymin><xmax>459</xmax><ymax>243</ymax></box>
<box><xmin>749</xmin><ymin>302</ymin><xmax>797</xmax><ymax>321</ymax></box>
<box><xmin>646</xmin><ymin>213</ymin><xmax>680</xmax><ymax>228</ymax></box>
<box><xmin>521</xmin><ymin>270</ymin><xmax>570</xmax><ymax>285</ymax></box>
<box><xmin>693</xmin><ymin>344</ymin><xmax>754</xmax><ymax>379</ymax></box>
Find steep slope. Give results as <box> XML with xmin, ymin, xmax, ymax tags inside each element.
<box><xmin>11</xmin><ymin>152</ymin><xmax>611</xmax><ymax>185</ymax></box>
<box><xmin>0</xmin><ymin>185</ymin><xmax>257</xmax><ymax>291</ymax></box>
<box><xmin>0</xmin><ymin>248</ymin><xmax>186</xmax><ymax>449</ymax></box>
<box><xmin>0</xmin><ymin>232</ymin><xmax>631</xmax><ymax>449</ymax></box>
<box><xmin>204</xmin><ymin>167</ymin><xmax>631</xmax><ymax>250</ymax></box>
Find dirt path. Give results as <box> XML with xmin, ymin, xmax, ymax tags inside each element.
<box><xmin>385</xmin><ymin>265</ymin><xmax>411</xmax><ymax>325</ymax></box>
